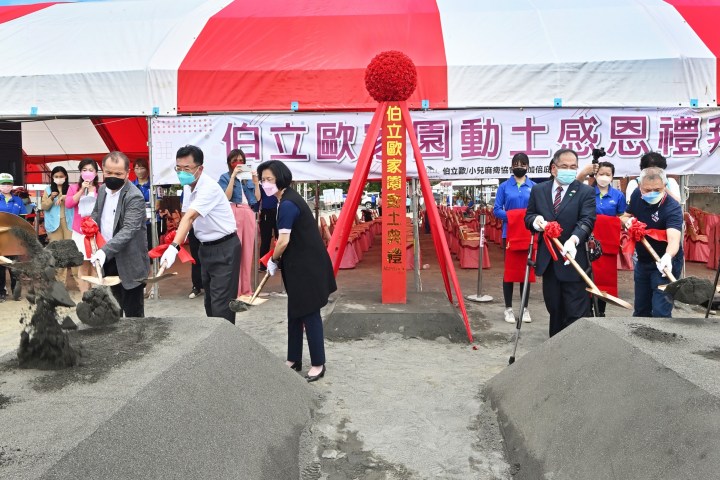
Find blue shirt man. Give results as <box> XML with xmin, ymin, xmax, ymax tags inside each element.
<box><xmin>493</xmin><ymin>175</ymin><xmax>536</xmax><ymax>238</ymax></box>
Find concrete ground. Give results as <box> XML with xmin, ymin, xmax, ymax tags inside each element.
<box><xmin>0</xmin><ymin>212</ymin><xmax>716</xmax><ymax>479</ymax></box>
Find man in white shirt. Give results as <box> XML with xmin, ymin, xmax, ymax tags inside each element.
<box><xmin>89</xmin><ymin>151</ymin><xmax>150</xmax><ymax>317</ymax></box>
<box><xmin>161</xmin><ymin>145</ymin><xmax>240</xmax><ymax>324</ymax></box>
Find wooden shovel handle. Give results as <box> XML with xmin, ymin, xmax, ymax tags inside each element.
<box><xmin>90</xmin><ymin>238</ymin><xmax>104</xmax><ymax>280</ymax></box>
<box><xmin>248</xmin><ymin>272</ymin><xmax>271</xmax><ymax>305</ymax></box>
<box><xmin>639</xmin><ymin>238</ymin><xmax>677</xmax><ymax>282</ymax></box>
<box><xmin>550</xmin><ymin>237</ymin><xmax>601</xmax><ymax>293</ymax></box>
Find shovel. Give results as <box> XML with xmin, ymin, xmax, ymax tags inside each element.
<box><xmin>142</xmin><ymin>262</ymin><xmax>177</xmax><ymax>284</ymax></box>
<box><xmin>230</xmin><ymin>272</ymin><xmax>270</xmax><ymax>311</ymax></box>
<box><xmin>81</xmin><ymin>238</ymin><xmax>121</xmax><ymax>287</ymax></box>
<box><xmin>639</xmin><ymin>238</ymin><xmax>715</xmax><ymax>305</ymax></box>
<box><xmin>550</xmin><ymin>237</ymin><xmax>633</xmax><ymax>310</ymax></box>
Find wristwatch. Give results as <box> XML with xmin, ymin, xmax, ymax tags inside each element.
<box><xmin>170</xmin><ymin>242</ymin><xmax>180</xmax><ymax>251</ymax></box>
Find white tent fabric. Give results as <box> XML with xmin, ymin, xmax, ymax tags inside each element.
<box><xmin>0</xmin><ymin>0</ymin><xmax>716</xmax><ymax>116</ymax></box>
<box><xmin>21</xmin><ymin>119</ymin><xmax>108</xmax><ymax>156</ymax></box>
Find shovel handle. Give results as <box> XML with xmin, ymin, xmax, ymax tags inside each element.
<box><xmin>248</xmin><ymin>272</ymin><xmax>271</xmax><ymax>305</ymax></box>
<box><xmin>639</xmin><ymin>238</ymin><xmax>677</xmax><ymax>282</ymax></box>
<box><xmin>550</xmin><ymin>237</ymin><xmax>601</xmax><ymax>294</ymax></box>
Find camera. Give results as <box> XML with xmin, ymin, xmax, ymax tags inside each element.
<box><xmin>591</xmin><ymin>147</ymin><xmax>606</xmax><ymax>163</ymax></box>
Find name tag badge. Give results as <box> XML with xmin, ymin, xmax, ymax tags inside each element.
<box><xmin>651</xmin><ymin>212</ymin><xmax>660</xmax><ymax>223</ymax></box>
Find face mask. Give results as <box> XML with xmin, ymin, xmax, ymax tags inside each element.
<box><xmin>555</xmin><ymin>168</ymin><xmax>576</xmax><ymax>185</ymax></box>
<box><xmin>595</xmin><ymin>175</ymin><xmax>612</xmax><ymax>188</ymax></box>
<box><xmin>177</xmin><ymin>170</ymin><xmax>197</xmax><ymax>187</ymax></box>
<box><xmin>0</xmin><ymin>185</ymin><xmax>12</xmax><ymax>194</ymax></box>
<box><xmin>81</xmin><ymin>170</ymin><xmax>97</xmax><ymax>182</ymax></box>
<box><xmin>512</xmin><ymin>168</ymin><xmax>527</xmax><ymax>178</ymax></box>
<box><xmin>642</xmin><ymin>191</ymin><xmax>663</xmax><ymax>205</ymax></box>
<box><xmin>54</xmin><ymin>177</ymin><xmax>66</xmax><ymax>185</ymax></box>
<box><xmin>262</xmin><ymin>181</ymin><xmax>278</xmax><ymax>196</ymax></box>
<box><xmin>104</xmin><ymin>176</ymin><xmax>125</xmax><ymax>191</ymax></box>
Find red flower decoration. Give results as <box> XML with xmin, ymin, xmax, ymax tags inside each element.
<box><xmin>628</xmin><ymin>220</ymin><xmax>648</xmax><ymax>242</ymax></box>
<box><xmin>365</xmin><ymin>51</ymin><xmax>418</xmax><ymax>102</ymax></box>
<box><xmin>544</xmin><ymin>221</ymin><xmax>563</xmax><ymax>239</ymax></box>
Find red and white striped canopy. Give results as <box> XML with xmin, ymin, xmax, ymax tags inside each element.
<box><xmin>0</xmin><ymin>0</ymin><xmax>718</xmax><ymax>117</ymax></box>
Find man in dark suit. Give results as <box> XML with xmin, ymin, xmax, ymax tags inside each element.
<box><xmin>525</xmin><ymin>149</ymin><xmax>596</xmax><ymax>337</ymax></box>
<box><xmin>89</xmin><ymin>151</ymin><xmax>150</xmax><ymax>317</ymax></box>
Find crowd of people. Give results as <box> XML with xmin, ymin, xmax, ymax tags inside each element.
<box><xmin>0</xmin><ymin>145</ymin><xmax>693</xmax><ymax>375</ymax></box>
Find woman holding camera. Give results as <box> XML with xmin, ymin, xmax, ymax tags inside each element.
<box><xmin>218</xmin><ymin>149</ymin><xmax>259</xmax><ymax>297</ymax></box>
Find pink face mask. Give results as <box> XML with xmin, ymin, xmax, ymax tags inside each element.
<box><xmin>261</xmin><ymin>181</ymin><xmax>278</xmax><ymax>196</ymax></box>
<box><xmin>81</xmin><ymin>170</ymin><xmax>96</xmax><ymax>182</ymax></box>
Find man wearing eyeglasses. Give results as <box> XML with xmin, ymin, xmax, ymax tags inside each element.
<box><xmin>160</xmin><ymin>145</ymin><xmax>240</xmax><ymax>324</ymax></box>
<box><xmin>525</xmin><ymin>148</ymin><xmax>597</xmax><ymax>337</ymax></box>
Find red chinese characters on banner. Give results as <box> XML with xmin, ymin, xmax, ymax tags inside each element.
<box><xmin>382</xmin><ymin>103</ymin><xmax>407</xmax><ymax>304</ymax></box>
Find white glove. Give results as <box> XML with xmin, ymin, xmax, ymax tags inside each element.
<box><xmin>561</xmin><ymin>235</ymin><xmax>579</xmax><ymax>263</ymax></box>
<box><xmin>90</xmin><ymin>249</ymin><xmax>106</xmax><ymax>268</ymax></box>
<box><xmin>624</xmin><ymin>217</ymin><xmax>635</xmax><ymax>230</ymax></box>
<box><xmin>267</xmin><ymin>258</ymin><xmax>278</xmax><ymax>276</ymax></box>
<box><xmin>656</xmin><ymin>253</ymin><xmax>672</xmax><ymax>276</ymax></box>
<box><xmin>160</xmin><ymin>245</ymin><xmax>178</xmax><ymax>270</ymax></box>
<box><xmin>532</xmin><ymin>215</ymin><xmax>547</xmax><ymax>232</ymax></box>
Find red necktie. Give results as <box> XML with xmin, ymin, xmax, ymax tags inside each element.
<box><xmin>553</xmin><ymin>186</ymin><xmax>562</xmax><ymax>214</ymax></box>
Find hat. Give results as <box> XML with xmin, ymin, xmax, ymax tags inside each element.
<box><xmin>0</xmin><ymin>173</ymin><xmax>13</xmax><ymax>184</ymax></box>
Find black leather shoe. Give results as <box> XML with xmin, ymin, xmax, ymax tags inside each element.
<box><xmin>289</xmin><ymin>361</ymin><xmax>302</xmax><ymax>371</ymax></box>
<box><xmin>305</xmin><ymin>365</ymin><xmax>326</xmax><ymax>382</ymax></box>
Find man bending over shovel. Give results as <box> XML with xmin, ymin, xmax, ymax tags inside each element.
<box><xmin>621</xmin><ymin>166</ymin><xmax>683</xmax><ymax>318</ymax></box>
<box><xmin>89</xmin><ymin>151</ymin><xmax>150</xmax><ymax>317</ymax></box>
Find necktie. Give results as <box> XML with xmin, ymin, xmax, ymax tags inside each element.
<box><xmin>553</xmin><ymin>186</ymin><xmax>563</xmax><ymax>214</ymax></box>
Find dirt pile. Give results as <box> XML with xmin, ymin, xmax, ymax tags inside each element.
<box><xmin>45</xmin><ymin>239</ymin><xmax>84</xmax><ymax>268</ymax></box>
<box><xmin>76</xmin><ymin>288</ymin><xmax>121</xmax><ymax>327</ymax></box>
<box><xmin>10</xmin><ymin>226</ymin><xmax>78</xmax><ymax>369</ymax></box>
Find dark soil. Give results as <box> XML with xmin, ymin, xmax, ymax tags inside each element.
<box><xmin>45</xmin><ymin>240</ymin><xmax>84</xmax><ymax>268</ymax></box>
<box><xmin>631</xmin><ymin>325</ymin><xmax>683</xmax><ymax>343</ymax></box>
<box><xmin>76</xmin><ymin>287</ymin><xmax>121</xmax><ymax>327</ymax></box>
<box><xmin>693</xmin><ymin>347</ymin><xmax>720</xmax><ymax>361</ymax></box>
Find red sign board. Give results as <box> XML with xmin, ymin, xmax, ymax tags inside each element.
<box><xmin>381</xmin><ymin>103</ymin><xmax>407</xmax><ymax>303</ymax></box>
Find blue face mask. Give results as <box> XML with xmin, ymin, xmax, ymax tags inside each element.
<box><xmin>642</xmin><ymin>191</ymin><xmax>663</xmax><ymax>205</ymax></box>
<box><xmin>177</xmin><ymin>170</ymin><xmax>197</xmax><ymax>186</ymax></box>
<box><xmin>555</xmin><ymin>168</ymin><xmax>576</xmax><ymax>185</ymax></box>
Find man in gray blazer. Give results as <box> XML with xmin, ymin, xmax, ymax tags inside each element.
<box><xmin>89</xmin><ymin>151</ymin><xmax>150</xmax><ymax>317</ymax></box>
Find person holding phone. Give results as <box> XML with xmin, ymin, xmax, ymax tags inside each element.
<box><xmin>218</xmin><ymin>149</ymin><xmax>259</xmax><ymax>297</ymax></box>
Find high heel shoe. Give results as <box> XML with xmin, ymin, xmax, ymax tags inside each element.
<box><xmin>305</xmin><ymin>365</ymin><xmax>326</xmax><ymax>382</ymax></box>
<box><xmin>289</xmin><ymin>361</ymin><xmax>302</xmax><ymax>371</ymax></box>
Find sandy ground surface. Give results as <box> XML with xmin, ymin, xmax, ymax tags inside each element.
<box><xmin>0</xmin><ymin>212</ymin><xmax>716</xmax><ymax>479</ymax></box>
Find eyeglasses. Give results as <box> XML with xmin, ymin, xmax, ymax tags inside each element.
<box><xmin>174</xmin><ymin>165</ymin><xmax>200</xmax><ymax>173</ymax></box>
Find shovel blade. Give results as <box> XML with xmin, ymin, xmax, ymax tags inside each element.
<box><xmin>237</xmin><ymin>294</ymin><xmax>268</xmax><ymax>306</ymax></box>
<box><xmin>144</xmin><ymin>272</ymin><xmax>178</xmax><ymax>284</ymax></box>
<box><xmin>81</xmin><ymin>275</ymin><xmax>122</xmax><ymax>287</ymax></box>
<box><xmin>585</xmin><ymin>287</ymin><xmax>633</xmax><ymax>310</ymax></box>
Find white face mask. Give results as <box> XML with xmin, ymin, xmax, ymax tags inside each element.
<box><xmin>54</xmin><ymin>177</ymin><xmax>66</xmax><ymax>185</ymax></box>
<box><xmin>0</xmin><ymin>185</ymin><xmax>12</xmax><ymax>194</ymax></box>
<box><xmin>595</xmin><ymin>175</ymin><xmax>612</xmax><ymax>188</ymax></box>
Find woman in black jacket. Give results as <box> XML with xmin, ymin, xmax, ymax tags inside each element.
<box><xmin>257</xmin><ymin>160</ymin><xmax>337</xmax><ymax>382</ymax></box>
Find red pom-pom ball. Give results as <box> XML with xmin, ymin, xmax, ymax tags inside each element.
<box><xmin>365</xmin><ymin>51</ymin><xmax>418</xmax><ymax>102</ymax></box>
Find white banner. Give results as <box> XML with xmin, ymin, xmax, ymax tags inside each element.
<box><xmin>150</xmin><ymin>108</ymin><xmax>720</xmax><ymax>184</ymax></box>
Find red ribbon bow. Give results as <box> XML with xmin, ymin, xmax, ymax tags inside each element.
<box><xmin>148</xmin><ymin>230</ymin><xmax>195</xmax><ymax>264</ymax></box>
<box><xmin>543</xmin><ymin>221</ymin><xmax>563</xmax><ymax>261</ymax></box>
<box><xmin>622</xmin><ymin>220</ymin><xmax>668</xmax><ymax>254</ymax></box>
<box><xmin>80</xmin><ymin>217</ymin><xmax>106</xmax><ymax>257</ymax></box>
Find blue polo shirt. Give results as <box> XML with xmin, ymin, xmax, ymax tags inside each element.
<box><xmin>0</xmin><ymin>193</ymin><xmax>24</xmax><ymax>216</ymax></box>
<box><xmin>493</xmin><ymin>175</ymin><xmax>536</xmax><ymax>238</ymax></box>
<box><xmin>626</xmin><ymin>190</ymin><xmax>683</xmax><ymax>263</ymax></box>
<box><xmin>595</xmin><ymin>185</ymin><xmax>626</xmax><ymax>216</ymax></box>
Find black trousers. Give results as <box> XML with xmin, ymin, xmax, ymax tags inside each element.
<box><xmin>259</xmin><ymin>208</ymin><xmax>278</xmax><ymax>259</ymax></box>
<box><xmin>542</xmin><ymin>263</ymin><xmax>590</xmax><ymax>337</ymax></box>
<box><xmin>188</xmin><ymin>227</ymin><xmax>202</xmax><ymax>290</ymax></box>
<box><xmin>287</xmin><ymin>309</ymin><xmax>326</xmax><ymax>367</ymax></box>
<box><xmin>198</xmin><ymin>234</ymin><xmax>240</xmax><ymax>324</ymax></box>
<box><xmin>104</xmin><ymin>258</ymin><xmax>145</xmax><ymax>317</ymax></box>
<box><xmin>0</xmin><ymin>259</ymin><xmax>18</xmax><ymax>296</ymax></box>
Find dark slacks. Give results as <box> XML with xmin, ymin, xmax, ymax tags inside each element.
<box><xmin>633</xmin><ymin>252</ymin><xmax>683</xmax><ymax>318</ymax></box>
<box><xmin>104</xmin><ymin>258</ymin><xmax>145</xmax><ymax>317</ymax></box>
<box><xmin>259</xmin><ymin>207</ymin><xmax>278</xmax><ymax>260</ymax></box>
<box><xmin>198</xmin><ymin>234</ymin><xmax>240</xmax><ymax>324</ymax></box>
<box><xmin>287</xmin><ymin>309</ymin><xmax>326</xmax><ymax>367</ymax></box>
<box><xmin>0</xmin><ymin>260</ymin><xmax>18</xmax><ymax>297</ymax></box>
<box><xmin>188</xmin><ymin>227</ymin><xmax>202</xmax><ymax>290</ymax></box>
<box><xmin>542</xmin><ymin>263</ymin><xmax>590</xmax><ymax>337</ymax></box>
